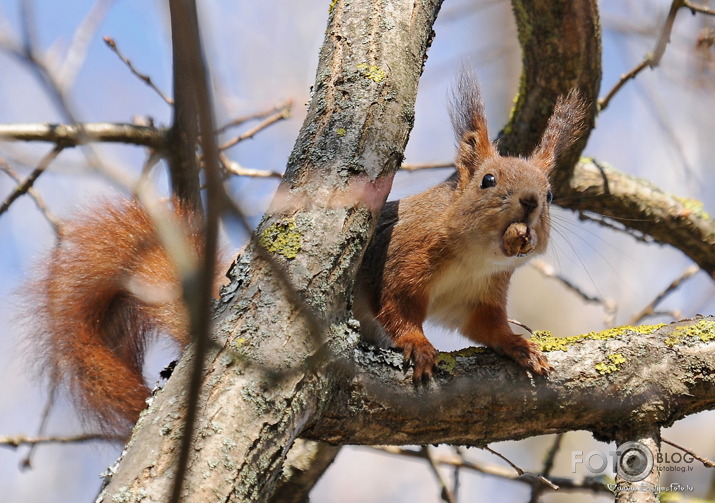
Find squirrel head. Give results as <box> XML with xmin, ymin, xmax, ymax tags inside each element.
<box><xmin>448</xmin><ymin>73</ymin><xmax>587</xmax><ymax>262</ymax></box>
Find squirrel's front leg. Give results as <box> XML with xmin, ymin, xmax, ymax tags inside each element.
<box><xmin>462</xmin><ymin>303</ymin><xmax>552</xmax><ymax>375</ymax></box>
<box><xmin>377</xmin><ymin>295</ymin><xmax>438</xmax><ymax>383</ymax></box>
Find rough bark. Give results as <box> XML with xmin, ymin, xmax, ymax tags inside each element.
<box><xmin>500</xmin><ymin>0</ymin><xmax>601</xmax><ymax>189</ymax></box>
<box><xmin>305</xmin><ymin>317</ymin><xmax>715</xmax><ymax>446</ymax></box>
<box><xmin>96</xmin><ymin>0</ymin><xmax>444</xmax><ymax>501</ymax></box>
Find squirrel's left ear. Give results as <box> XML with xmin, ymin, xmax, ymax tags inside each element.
<box><xmin>530</xmin><ymin>89</ymin><xmax>588</xmax><ymax>172</ymax></box>
<box><xmin>450</xmin><ymin>72</ymin><xmax>497</xmax><ymax>186</ymax></box>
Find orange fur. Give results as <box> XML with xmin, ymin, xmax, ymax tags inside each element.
<box><xmin>27</xmin><ymin>198</ymin><xmax>215</xmax><ymax>437</ymax></box>
<box><xmin>355</xmin><ymin>74</ymin><xmax>586</xmax><ymax>381</ymax></box>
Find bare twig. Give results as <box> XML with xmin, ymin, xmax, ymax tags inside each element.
<box><xmin>165</xmin><ymin>0</ymin><xmax>221</xmax><ymax>501</ymax></box>
<box><xmin>218</xmin><ymin>105</ymin><xmax>292</xmax><ymax>151</ymax></box>
<box><xmin>0</xmin><ymin>159</ymin><xmax>61</xmax><ymax>231</ymax></box>
<box><xmin>484</xmin><ymin>446</ymin><xmax>559</xmax><ymax>491</ymax></box>
<box><xmin>215</xmin><ymin>99</ymin><xmax>293</xmax><ymax>135</ymax></box>
<box><xmin>58</xmin><ymin>0</ymin><xmax>118</xmax><ymax>89</ymax></box>
<box><xmin>630</xmin><ymin>265</ymin><xmax>700</xmax><ymax>324</ymax></box>
<box><xmin>662</xmin><ymin>437</ymin><xmax>715</xmax><ymax>468</ymax></box>
<box><xmin>529</xmin><ymin>434</ymin><xmax>565</xmax><ymax>503</ymax></box>
<box><xmin>373</xmin><ymin>446</ymin><xmax>613</xmax><ymax>494</ymax></box>
<box><xmin>103</xmin><ymin>36</ymin><xmax>173</xmax><ymax>105</ymax></box>
<box><xmin>684</xmin><ymin>0</ymin><xmax>715</xmax><ymax>16</ymax></box>
<box><xmin>0</xmin><ymin>433</ymin><xmax>120</xmax><ymax>449</ymax></box>
<box><xmin>420</xmin><ymin>446</ymin><xmax>456</xmax><ymax>503</ymax></box>
<box><xmin>400</xmin><ymin>161</ymin><xmax>456</xmax><ymax>171</ymax></box>
<box><xmin>599</xmin><ymin>0</ymin><xmax>685</xmax><ymax>111</ymax></box>
<box><xmin>0</xmin><ymin>122</ymin><xmax>167</xmax><ymax>149</ymax></box>
<box><xmin>0</xmin><ymin>146</ymin><xmax>63</xmax><ymax>218</ymax></box>
<box><xmin>219</xmin><ymin>153</ymin><xmax>283</xmax><ymax>178</ymax></box>
<box><xmin>530</xmin><ymin>258</ymin><xmax>617</xmax><ymax>315</ymax></box>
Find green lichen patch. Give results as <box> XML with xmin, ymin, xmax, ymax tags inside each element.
<box><xmin>664</xmin><ymin>319</ymin><xmax>715</xmax><ymax>347</ymax></box>
<box><xmin>336</xmin><ymin>127</ymin><xmax>347</xmax><ymax>136</ymax></box>
<box><xmin>436</xmin><ymin>347</ymin><xmax>486</xmax><ymax>374</ymax></box>
<box><xmin>595</xmin><ymin>353</ymin><xmax>627</xmax><ymax>375</ymax></box>
<box><xmin>673</xmin><ymin>195</ymin><xmax>711</xmax><ymax>220</ymax></box>
<box><xmin>328</xmin><ymin>0</ymin><xmax>338</xmax><ymax>14</ymax></box>
<box><xmin>357</xmin><ymin>63</ymin><xmax>387</xmax><ymax>83</ymax></box>
<box><xmin>259</xmin><ymin>219</ymin><xmax>302</xmax><ymax>259</ymax></box>
<box><xmin>533</xmin><ymin>324</ymin><xmax>666</xmax><ymax>353</ymax></box>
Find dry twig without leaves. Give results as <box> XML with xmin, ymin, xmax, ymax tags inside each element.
<box><xmin>103</xmin><ymin>36</ymin><xmax>174</xmax><ymax>105</ymax></box>
<box><xmin>599</xmin><ymin>0</ymin><xmax>695</xmax><ymax>111</ymax></box>
<box><xmin>630</xmin><ymin>265</ymin><xmax>700</xmax><ymax>324</ymax></box>
<box><xmin>0</xmin><ymin>159</ymin><xmax>61</xmax><ymax>231</ymax></box>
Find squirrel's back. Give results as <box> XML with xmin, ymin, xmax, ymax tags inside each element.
<box><xmin>28</xmin><ymin>198</ymin><xmax>204</xmax><ymax>436</ymax></box>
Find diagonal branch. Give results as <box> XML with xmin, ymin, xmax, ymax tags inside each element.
<box><xmin>562</xmin><ymin>159</ymin><xmax>715</xmax><ymax>278</ymax></box>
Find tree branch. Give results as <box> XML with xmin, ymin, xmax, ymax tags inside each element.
<box><xmin>563</xmin><ymin>159</ymin><xmax>715</xmax><ymax>278</ymax></box>
<box><xmin>0</xmin><ymin>122</ymin><xmax>168</xmax><ymax>149</ymax></box>
<box><xmin>306</xmin><ymin>317</ymin><xmax>715</xmax><ymax>446</ymax></box>
<box><xmin>97</xmin><ymin>1</ymin><xmax>445</xmax><ymax>501</ymax></box>
<box><xmin>499</xmin><ymin>0</ymin><xmax>601</xmax><ymax>189</ymax></box>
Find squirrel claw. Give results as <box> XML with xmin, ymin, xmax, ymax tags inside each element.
<box><xmin>509</xmin><ymin>339</ymin><xmax>552</xmax><ymax>375</ymax></box>
<box><xmin>492</xmin><ymin>337</ymin><xmax>552</xmax><ymax>376</ymax></box>
<box><xmin>401</xmin><ymin>340</ymin><xmax>438</xmax><ymax>385</ymax></box>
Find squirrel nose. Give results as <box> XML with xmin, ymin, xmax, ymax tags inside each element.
<box><xmin>519</xmin><ymin>194</ymin><xmax>539</xmax><ymax>216</ymax></box>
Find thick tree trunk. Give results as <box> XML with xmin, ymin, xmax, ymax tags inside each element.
<box><xmin>97</xmin><ymin>0</ymin><xmax>444</xmax><ymax>501</ymax></box>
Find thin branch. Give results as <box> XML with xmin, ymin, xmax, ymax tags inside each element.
<box><xmin>420</xmin><ymin>446</ymin><xmax>457</xmax><ymax>503</ymax></box>
<box><xmin>0</xmin><ymin>146</ymin><xmax>63</xmax><ymax>218</ymax></box>
<box><xmin>219</xmin><ymin>153</ymin><xmax>283</xmax><ymax>178</ymax></box>
<box><xmin>662</xmin><ymin>437</ymin><xmax>715</xmax><ymax>468</ymax></box>
<box><xmin>599</xmin><ymin>0</ymin><xmax>684</xmax><ymax>110</ymax></box>
<box><xmin>0</xmin><ymin>122</ymin><xmax>168</xmax><ymax>149</ymax></box>
<box><xmin>0</xmin><ymin>433</ymin><xmax>121</xmax><ymax>449</ymax></box>
<box><xmin>215</xmin><ymin>99</ymin><xmax>293</xmax><ymax>135</ymax></box>
<box><xmin>374</xmin><ymin>446</ymin><xmax>612</xmax><ymax>495</ymax></box>
<box><xmin>484</xmin><ymin>445</ymin><xmax>559</xmax><ymax>490</ymax></box>
<box><xmin>0</xmin><ymin>160</ymin><xmax>61</xmax><ymax>232</ymax></box>
<box><xmin>630</xmin><ymin>265</ymin><xmax>700</xmax><ymax>324</ymax></box>
<box><xmin>103</xmin><ymin>36</ymin><xmax>173</xmax><ymax>105</ymax></box>
<box><xmin>530</xmin><ymin>433</ymin><xmax>565</xmax><ymax>503</ymax></box>
<box><xmin>218</xmin><ymin>105</ymin><xmax>292</xmax><ymax>151</ymax></box>
<box><xmin>684</xmin><ymin>0</ymin><xmax>715</xmax><ymax>16</ymax></box>
<box><xmin>400</xmin><ymin>161</ymin><xmax>456</xmax><ymax>171</ymax></box>
<box><xmin>164</xmin><ymin>0</ymin><xmax>221</xmax><ymax>501</ymax></box>
<box><xmin>58</xmin><ymin>0</ymin><xmax>118</xmax><ymax>89</ymax></box>
<box><xmin>530</xmin><ymin>258</ymin><xmax>617</xmax><ymax>315</ymax></box>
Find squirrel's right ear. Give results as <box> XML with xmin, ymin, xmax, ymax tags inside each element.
<box><xmin>450</xmin><ymin>72</ymin><xmax>497</xmax><ymax>184</ymax></box>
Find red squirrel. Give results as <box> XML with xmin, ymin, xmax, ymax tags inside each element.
<box><xmin>354</xmin><ymin>75</ymin><xmax>586</xmax><ymax>381</ymax></box>
<box><xmin>27</xmin><ymin>75</ymin><xmax>585</xmax><ymax>437</ymax></box>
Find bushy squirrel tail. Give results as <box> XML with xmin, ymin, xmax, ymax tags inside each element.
<box><xmin>28</xmin><ymin>198</ymin><xmax>206</xmax><ymax>437</ymax></box>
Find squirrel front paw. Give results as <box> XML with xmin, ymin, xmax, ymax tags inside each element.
<box><xmin>399</xmin><ymin>336</ymin><xmax>439</xmax><ymax>384</ymax></box>
<box><xmin>498</xmin><ymin>337</ymin><xmax>553</xmax><ymax>375</ymax></box>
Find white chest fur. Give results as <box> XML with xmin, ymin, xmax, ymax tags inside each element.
<box><xmin>426</xmin><ymin>244</ymin><xmax>526</xmax><ymax>330</ymax></box>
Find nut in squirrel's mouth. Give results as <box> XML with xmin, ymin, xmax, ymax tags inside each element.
<box><xmin>501</xmin><ymin>222</ymin><xmax>537</xmax><ymax>257</ymax></box>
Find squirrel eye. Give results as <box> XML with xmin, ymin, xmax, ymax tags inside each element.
<box><xmin>546</xmin><ymin>190</ymin><xmax>554</xmax><ymax>204</ymax></box>
<box><xmin>480</xmin><ymin>174</ymin><xmax>496</xmax><ymax>189</ymax></box>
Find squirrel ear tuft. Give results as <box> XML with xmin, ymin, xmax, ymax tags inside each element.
<box><xmin>530</xmin><ymin>89</ymin><xmax>589</xmax><ymax>172</ymax></box>
<box><xmin>450</xmin><ymin>72</ymin><xmax>497</xmax><ymax>184</ymax></box>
